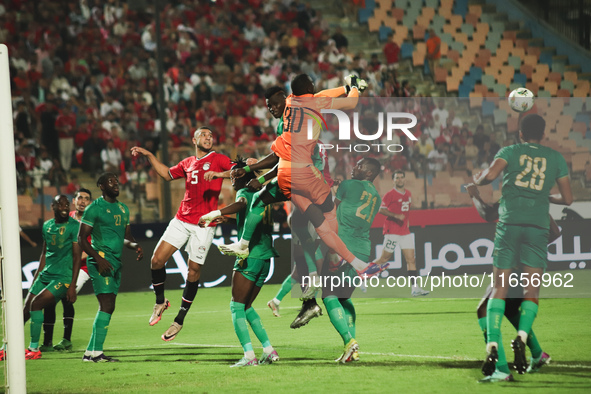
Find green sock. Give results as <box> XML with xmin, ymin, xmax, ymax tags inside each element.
<box><xmin>29</xmin><ymin>310</ymin><xmax>44</xmax><ymax>349</ymax></box>
<box><xmin>323</xmin><ymin>296</ymin><xmax>353</xmax><ymax>345</ymax></box>
<box><xmin>478</xmin><ymin>316</ymin><xmax>487</xmax><ymax>343</ymax></box>
<box><xmin>518</xmin><ymin>301</ymin><xmax>538</xmax><ymax>340</ymax></box>
<box><xmin>88</xmin><ymin>311</ymin><xmax>111</xmax><ymax>352</ymax></box>
<box><xmin>230</xmin><ymin>301</ymin><xmax>252</xmax><ymax>352</ymax></box>
<box><xmin>340</xmin><ymin>298</ymin><xmax>356</xmax><ymax>338</ymax></box>
<box><xmin>245</xmin><ymin>307</ymin><xmax>271</xmax><ymax>348</ymax></box>
<box><xmin>496</xmin><ymin>332</ymin><xmax>511</xmax><ymax>374</ymax></box>
<box><xmin>276</xmin><ymin>275</ymin><xmax>292</xmax><ymax>302</ymax></box>
<box><xmin>506</xmin><ymin>312</ymin><xmax>542</xmax><ymax>359</ymax></box>
<box><xmin>241</xmin><ymin>197</ymin><xmax>266</xmax><ymax>242</ymax></box>
<box><xmin>486</xmin><ymin>298</ymin><xmax>505</xmax><ymax>345</ymax></box>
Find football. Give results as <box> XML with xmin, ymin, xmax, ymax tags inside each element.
<box><xmin>508</xmin><ymin>87</ymin><xmax>535</xmax><ymax>112</ymax></box>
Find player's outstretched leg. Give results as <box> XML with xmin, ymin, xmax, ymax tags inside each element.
<box><xmin>505</xmin><ymin>312</ymin><xmax>549</xmax><ymax>373</ymax></box>
<box><xmin>245</xmin><ymin>307</ymin><xmax>278</xmax><ymax>364</ymax></box>
<box><xmin>162</xmin><ymin>279</ymin><xmax>199</xmax><ymax>341</ymax></box>
<box><xmin>84</xmin><ymin>294</ymin><xmax>119</xmax><ymax>362</ymax></box>
<box><xmin>323</xmin><ymin>296</ymin><xmax>357</xmax><ymax>363</ymax></box>
<box><xmin>290</xmin><ymin>298</ymin><xmax>323</xmax><ymax>329</ymax></box>
<box><xmin>54</xmin><ymin>299</ymin><xmax>74</xmax><ymax>351</ymax></box>
<box><xmin>230</xmin><ymin>301</ymin><xmax>258</xmax><ymax>367</ymax></box>
<box><xmin>268</xmin><ymin>275</ymin><xmax>292</xmax><ymax>317</ymax></box>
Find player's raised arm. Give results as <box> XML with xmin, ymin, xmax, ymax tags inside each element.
<box><xmin>232</xmin><ymin>152</ymin><xmax>279</xmax><ymax>179</ymax></box>
<box><xmin>549</xmin><ymin>176</ymin><xmax>573</xmax><ymax>206</ymax></box>
<box><xmin>130</xmin><ymin>146</ymin><xmax>173</xmax><ymax>181</ymax></box>
<box><xmin>124</xmin><ymin>225</ymin><xmax>143</xmax><ymax>260</ymax></box>
<box><xmin>466</xmin><ymin>183</ymin><xmax>500</xmax><ymax>222</ymax></box>
<box><xmin>246</xmin><ymin>165</ymin><xmax>278</xmax><ymax>191</ymax></box>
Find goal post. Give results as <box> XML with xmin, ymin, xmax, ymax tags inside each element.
<box><xmin>0</xmin><ymin>43</ymin><xmax>27</xmax><ymax>394</ymax></box>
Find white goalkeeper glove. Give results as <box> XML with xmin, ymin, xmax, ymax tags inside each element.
<box><xmin>344</xmin><ymin>74</ymin><xmax>368</xmax><ymax>93</ymax></box>
<box><xmin>199</xmin><ymin>210</ymin><xmax>221</xmax><ymax>227</ymax></box>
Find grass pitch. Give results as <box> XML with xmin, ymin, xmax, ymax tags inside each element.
<box><xmin>3</xmin><ymin>284</ymin><xmax>591</xmax><ymax>393</ymax></box>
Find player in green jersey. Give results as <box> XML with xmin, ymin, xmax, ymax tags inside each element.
<box><xmin>199</xmin><ymin>159</ymin><xmax>279</xmax><ymax>367</ymax></box>
<box><xmin>78</xmin><ymin>173</ymin><xmax>143</xmax><ymax>362</ymax></box>
<box><xmin>323</xmin><ymin>158</ymin><xmax>382</xmax><ymax>363</ymax></box>
<box><xmin>473</xmin><ymin>114</ymin><xmax>572</xmax><ymax>380</ymax></box>
<box><xmin>23</xmin><ymin>195</ymin><xmax>82</xmax><ymax>360</ymax></box>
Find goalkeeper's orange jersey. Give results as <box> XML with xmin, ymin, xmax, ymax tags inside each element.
<box><xmin>271</xmin><ymin>87</ymin><xmax>348</xmax><ymax>165</ymax></box>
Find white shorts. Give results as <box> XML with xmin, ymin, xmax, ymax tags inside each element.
<box><xmin>76</xmin><ymin>269</ymin><xmax>90</xmax><ymax>293</ymax></box>
<box><xmin>160</xmin><ymin>217</ymin><xmax>215</xmax><ymax>264</ymax></box>
<box><xmin>383</xmin><ymin>233</ymin><xmax>415</xmax><ymax>253</ymax></box>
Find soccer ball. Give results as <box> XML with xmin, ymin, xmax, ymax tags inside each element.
<box><xmin>508</xmin><ymin>88</ymin><xmax>535</xmax><ymax>112</ymax></box>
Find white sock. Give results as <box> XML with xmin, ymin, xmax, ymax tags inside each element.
<box><xmin>486</xmin><ymin>342</ymin><xmax>498</xmax><ymax>353</ymax></box>
<box><xmin>84</xmin><ymin>350</ymin><xmax>93</xmax><ymax>357</ymax></box>
<box><xmin>272</xmin><ymin>298</ymin><xmax>281</xmax><ymax>305</ymax></box>
<box><xmin>244</xmin><ymin>350</ymin><xmax>256</xmax><ymax>360</ymax></box>
<box><xmin>93</xmin><ymin>351</ymin><xmax>103</xmax><ymax>358</ymax></box>
<box><xmin>518</xmin><ymin>330</ymin><xmax>528</xmax><ymax>343</ymax></box>
<box><xmin>350</xmin><ymin>257</ymin><xmax>367</xmax><ymax>271</ymax></box>
<box><xmin>239</xmin><ymin>239</ymin><xmax>250</xmax><ymax>248</ymax></box>
<box><xmin>263</xmin><ymin>346</ymin><xmax>274</xmax><ymax>354</ymax></box>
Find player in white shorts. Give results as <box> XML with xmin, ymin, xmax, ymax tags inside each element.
<box><xmin>374</xmin><ymin>170</ymin><xmax>429</xmax><ymax>297</ymax></box>
<box><xmin>131</xmin><ymin>127</ymin><xmax>234</xmax><ymax>341</ymax></box>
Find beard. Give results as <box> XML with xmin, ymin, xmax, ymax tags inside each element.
<box><xmin>198</xmin><ymin>143</ymin><xmax>212</xmax><ymax>153</ymax></box>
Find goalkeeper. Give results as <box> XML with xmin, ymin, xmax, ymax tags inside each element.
<box><xmin>220</xmin><ymin>74</ymin><xmax>387</xmax><ymax>278</ymax></box>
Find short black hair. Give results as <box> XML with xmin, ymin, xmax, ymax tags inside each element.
<box><xmin>75</xmin><ymin>188</ymin><xmax>92</xmax><ymax>200</ymax></box>
<box><xmin>364</xmin><ymin>158</ymin><xmax>382</xmax><ymax>180</ymax></box>
<box><xmin>291</xmin><ymin>74</ymin><xmax>314</xmax><ymax>96</ymax></box>
<box><xmin>233</xmin><ymin>156</ymin><xmax>256</xmax><ymax>186</ymax></box>
<box><xmin>97</xmin><ymin>172</ymin><xmax>117</xmax><ymax>187</ymax></box>
<box><xmin>264</xmin><ymin>86</ymin><xmax>285</xmax><ymax>100</ymax></box>
<box><xmin>520</xmin><ymin>114</ymin><xmax>545</xmax><ymax>141</ymax></box>
<box><xmin>392</xmin><ymin>170</ymin><xmax>405</xmax><ymax>179</ymax></box>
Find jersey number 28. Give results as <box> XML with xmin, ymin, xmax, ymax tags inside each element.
<box><xmin>515</xmin><ymin>154</ymin><xmax>546</xmax><ymax>191</ymax></box>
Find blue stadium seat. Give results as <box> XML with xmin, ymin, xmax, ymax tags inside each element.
<box><xmin>482</xmin><ymin>100</ymin><xmax>496</xmax><ymax>117</ymax></box>
<box><xmin>459</xmin><ymin>76</ymin><xmax>474</xmax><ymax>98</ymax></box>
<box><xmin>400</xmin><ymin>42</ymin><xmax>414</xmax><ymax>59</ymax></box>
<box><xmin>575</xmin><ymin>113</ymin><xmax>590</xmax><ymax>125</ymax></box>
<box><xmin>539</xmin><ymin>52</ymin><xmax>553</xmax><ymax>67</ymax></box>
<box><xmin>365</xmin><ymin>0</ymin><xmax>376</xmax><ymax>10</ymax></box>
<box><xmin>379</xmin><ymin>25</ymin><xmax>392</xmax><ymax>42</ymax></box>
<box><xmin>586</xmin><ymin>131</ymin><xmax>591</xmax><ymax>140</ymax></box>
<box><xmin>469</xmin><ymin>66</ymin><xmax>483</xmax><ymax>82</ymax></box>
<box><xmin>513</xmin><ymin>73</ymin><xmax>527</xmax><ymax>86</ymax></box>
<box><xmin>452</xmin><ymin>0</ymin><xmax>468</xmax><ymax>17</ymax></box>
<box><xmin>358</xmin><ymin>8</ymin><xmax>373</xmax><ymax>24</ymax></box>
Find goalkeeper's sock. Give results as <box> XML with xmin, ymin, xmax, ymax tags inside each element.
<box><xmin>340</xmin><ymin>298</ymin><xmax>356</xmax><ymax>338</ymax></box>
<box><xmin>29</xmin><ymin>310</ymin><xmax>44</xmax><ymax>350</ymax></box>
<box><xmin>323</xmin><ymin>296</ymin><xmax>353</xmax><ymax>345</ymax></box>
<box><xmin>314</xmin><ymin>221</ymin><xmax>356</xmax><ymax>265</ymax></box>
<box><xmin>174</xmin><ymin>280</ymin><xmax>199</xmax><ymax>325</ymax></box>
<box><xmin>151</xmin><ymin>267</ymin><xmax>166</xmax><ymax>304</ymax></box>
<box><xmin>275</xmin><ymin>275</ymin><xmax>292</xmax><ymax>302</ymax></box>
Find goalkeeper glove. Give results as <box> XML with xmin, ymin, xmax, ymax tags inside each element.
<box><xmin>344</xmin><ymin>74</ymin><xmax>368</xmax><ymax>93</ymax></box>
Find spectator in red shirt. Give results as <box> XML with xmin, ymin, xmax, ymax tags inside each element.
<box><xmin>55</xmin><ymin>104</ymin><xmax>77</xmax><ymax>171</ymax></box>
<box><xmin>383</xmin><ymin>33</ymin><xmax>400</xmax><ymax>69</ymax></box>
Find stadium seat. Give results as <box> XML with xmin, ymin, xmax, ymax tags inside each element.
<box><xmin>526</xmin><ymin>81</ymin><xmax>539</xmax><ymax>95</ymax></box>
<box><xmin>359</xmin><ymin>8</ymin><xmax>373</xmax><ymax>24</ymax></box>
<box><xmin>520</xmin><ymin>64</ymin><xmax>533</xmax><ymax>79</ymax></box>
<box><xmin>507</xmin><ymin>55</ymin><xmax>521</xmax><ymax>71</ymax></box>
<box><xmin>469</xmin><ymin>66</ymin><xmax>483</xmax><ymax>82</ymax></box>
<box><xmin>460</xmin><ymin>23</ymin><xmax>474</xmax><ymax>37</ymax></box>
<box><xmin>493</xmin><ymin>108</ymin><xmax>508</xmax><ymax>125</ymax></box>
<box><xmin>482</xmin><ymin>100</ymin><xmax>496</xmax><ymax>116</ymax></box>
<box><xmin>493</xmin><ymin>83</ymin><xmax>507</xmax><ymax>97</ymax></box>
<box><xmin>543</xmin><ymin>81</ymin><xmax>558</xmax><ymax>96</ymax></box>
<box><xmin>573</xmin><ymin>122</ymin><xmax>588</xmax><ymax>137</ymax></box>
<box><xmin>547</xmin><ymin>72</ymin><xmax>562</xmax><ymax>84</ymax></box>
<box><xmin>539</xmin><ymin>51</ymin><xmax>553</xmax><ymax>67</ymax></box>
<box><xmin>434</xmin><ymin>67</ymin><xmax>448</xmax><ymax>84</ymax></box>
<box><xmin>365</xmin><ymin>0</ymin><xmax>376</xmax><ymax>10</ymax></box>
<box><xmin>413</xmin><ymin>24</ymin><xmax>426</xmax><ymax>40</ymax></box>
<box><xmin>482</xmin><ymin>74</ymin><xmax>496</xmax><ymax>90</ymax></box>
<box><xmin>507</xmin><ymin>116</ymin><xmax>519</xmax><ymax>133</ymax></box>
<box><xmin>379</xmin><ymin>25</ymin><xmax>393</xmax><ymax>41</ymax></box>
<box><xmin>465</xmin><ymin>13</ymin><xmax>479</xmax><ymax>28</ymax></box>
<box><xmin>400</xmin><ymin>42</ymin><xmax>414</xmax><ymax>59</ymax></box>
<box><xmin>575</xmin><ymin>113</ymin><xmax>591</xmax><ymax>125</ymax></box>
<box><xmin>563</xmin><ymin>71</ymin><xmax>578</xmax><ymax>84</ymax></box>
<box><xmin>513</xmin><ymin>73</ymin><xmax>527</xmax><ymax>86</ymax></box>
<box><xmin>556</xmin><ymin>89</ymin><xmax>570</xmax><ymax>97</ymax></box>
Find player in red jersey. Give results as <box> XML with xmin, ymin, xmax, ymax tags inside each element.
<box><xmin>131</xmin><ymin>127</ymin><xmax>234</xmax><ymax>341</ymax></box>
<box><xmin>373</xmin><ymin>170</ymin><xmax>429</xmax><ymax>296</ymax></box>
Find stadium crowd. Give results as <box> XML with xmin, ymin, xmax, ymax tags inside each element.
<box><xmin>5</xmin><ymin>0</ymin><xmax>501</xmax><ymax>211</ymax></box>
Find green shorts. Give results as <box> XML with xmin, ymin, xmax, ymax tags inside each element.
<box><xmin>493</xmin><ymin>222</ymin><xmax>548</xmax><ymax>270</ymax></box>
<box><xmin>261</xmin><ymin>179</ymin><xmax>288</xmax><ymax>202</ymax></box>
<box><xmin>87</xmin><ymin>259</ymin><xmax>122</xmax><ymax>295</ymax></box>
<box><xmin>30</xmin><ymin>276</ymin><xmax>70</xmax><ymax>299</ymax></box>
<box><xmin>233</xmin><ymin>258</ymin><xmax>270</xmax><ymax>287</ymax></box>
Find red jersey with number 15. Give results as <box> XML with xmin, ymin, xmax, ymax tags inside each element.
<box><xmin>380</xmin><ymin>188</ymin><xmax>411</xmax><ymax>235</ymax></box>
<box><xmin>168</xmin><ymin>152</ymin><xmax>234</xmax><ymax>224</ymax></box>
